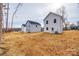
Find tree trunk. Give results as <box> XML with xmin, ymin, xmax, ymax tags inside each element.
<box><xmin>0</xmin><ymin>3</ymin><xmax>3</xmax><ymax>41</ymax></box>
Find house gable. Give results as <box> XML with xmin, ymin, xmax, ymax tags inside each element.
<box><xmin>43</xmin><ymin>12</ymin><xmax>63</xmax><ymax>22</ymax></box>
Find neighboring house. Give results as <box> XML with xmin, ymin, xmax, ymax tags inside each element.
<box><xmin>43</xmin><ymin>12</ymin><xmax>63</xmax><ymax>33</ymax></box>
<box><xmin>21</xmin><ymin>20</ymin><xmax>41</xmax><ymax>32</ymax></box>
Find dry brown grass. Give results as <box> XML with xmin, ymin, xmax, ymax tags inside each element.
<box><xmin>0</xmin><ymin>30</ymin><xmax>79</xmax><ymax>56</ymax></box>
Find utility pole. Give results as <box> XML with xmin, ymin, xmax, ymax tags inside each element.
<box><xmin>0</xmin><ymin>3</ymin><xmax>3</xmax><ymax>41</ymax></box>
<box><xmin>5</xmin><ymin>3</ymin><xmax>9</xmax><ymax>32</ymax></box>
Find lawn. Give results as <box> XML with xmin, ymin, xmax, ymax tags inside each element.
<box><xmin>0</xmin><ymin>30</ymin><xmax>79</xmax><ymax>56</ymax></box>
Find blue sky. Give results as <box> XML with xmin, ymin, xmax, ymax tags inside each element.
<box><xmin>3</xmin><ymin>3</ymin><xmax>79</xmax><ymax>28</ymax></box>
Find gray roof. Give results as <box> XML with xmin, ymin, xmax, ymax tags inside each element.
<box><xmin>22</xmin><ymin>20</ymin><xmax>41</xmax><ymax>27</ymax></box>
<box><xmin>26</xmin><ymin>20</ymin><xmax>41</xmax><ymax>25</ymax></box>
<box><xmin>22</xmin><ymin>24</ymin><xmax>26</xmax><ymax>27</ymax></box>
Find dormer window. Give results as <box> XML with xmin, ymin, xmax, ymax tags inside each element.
<box><xmin>54</xmin><ymin>19</ymin><xmax>56</xmax><ymax>23</ymax></box>
<box><xmin>46</xmin><ymin>20</ymin><xmax>48</xmax><ymax>24</ymax></box>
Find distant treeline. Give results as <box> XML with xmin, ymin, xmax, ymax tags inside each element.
<box><xmin>2</xmin><ymin>28</ymin><xmax>21</xmax><ymax>32</ymax></box>
<box><xmin>64</xmin><ymin>25</ymin><xmax>79</xmax><ymax>30</ymax></box>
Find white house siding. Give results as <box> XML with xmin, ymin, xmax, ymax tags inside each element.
<box><xmin>21</xmin><ymin>26</ymin><xmax>26</xmax><ymax>32</ymax></box>
<box><xmin>21</xmin><ymin>22</ymin><xmax>30</xmax><ymax>32</ymax></box>
<box><xmin>21</xmin><ymin>20</ymin><xmax>41</xmax><ymax>32</ymax></box>
<box><xmin>44</xmin><ymin>13</ymin><xmax>63</xmax><ymax>33</ymax></box>
<box><xmin>26</xmin><ymin>22</ymin><xmax>30</xmax><ymax>32</ymax></box>
<box><xmin>29</xmin><ymin>24</ymin><xmax>41</xmax><ymax>32</ymax></box>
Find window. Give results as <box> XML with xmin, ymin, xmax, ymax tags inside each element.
<box><xmin>54</xmin><ymin>19</ymin><xmax>56</xmax><ymax>23</ymax></box>
<box><xmin>46</xmin><ymin>27</ymin><xmax>48</xmax><ymax>30</ymax></box>
<box><xmin>52</xmin><ymin>28</ymin><xmax>54</xmax><ymax>31</ymax></box>
<box><xmin>46</xmin><ymin>20</ymin><xmax>48</xmax><ymax>24</ymax></box>
<box><xmin>36</xmin><ymin>25</ymin><xmax>37</xmax><ymax>27</ymax></box>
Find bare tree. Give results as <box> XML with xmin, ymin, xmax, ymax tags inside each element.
<box><xmin>11</xmin><ymin>3</ymin><xmax>22</xmax><ymax>31</ymax></box>
<box><xmin>56</xmin><ymin>6</ymin><xmax>68</xmax><ymax>29</ymax></box>
<box><xmin>56</xmin><ymin>6</ymin><xmax>66</xmax><ymax>22</ymax></box>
